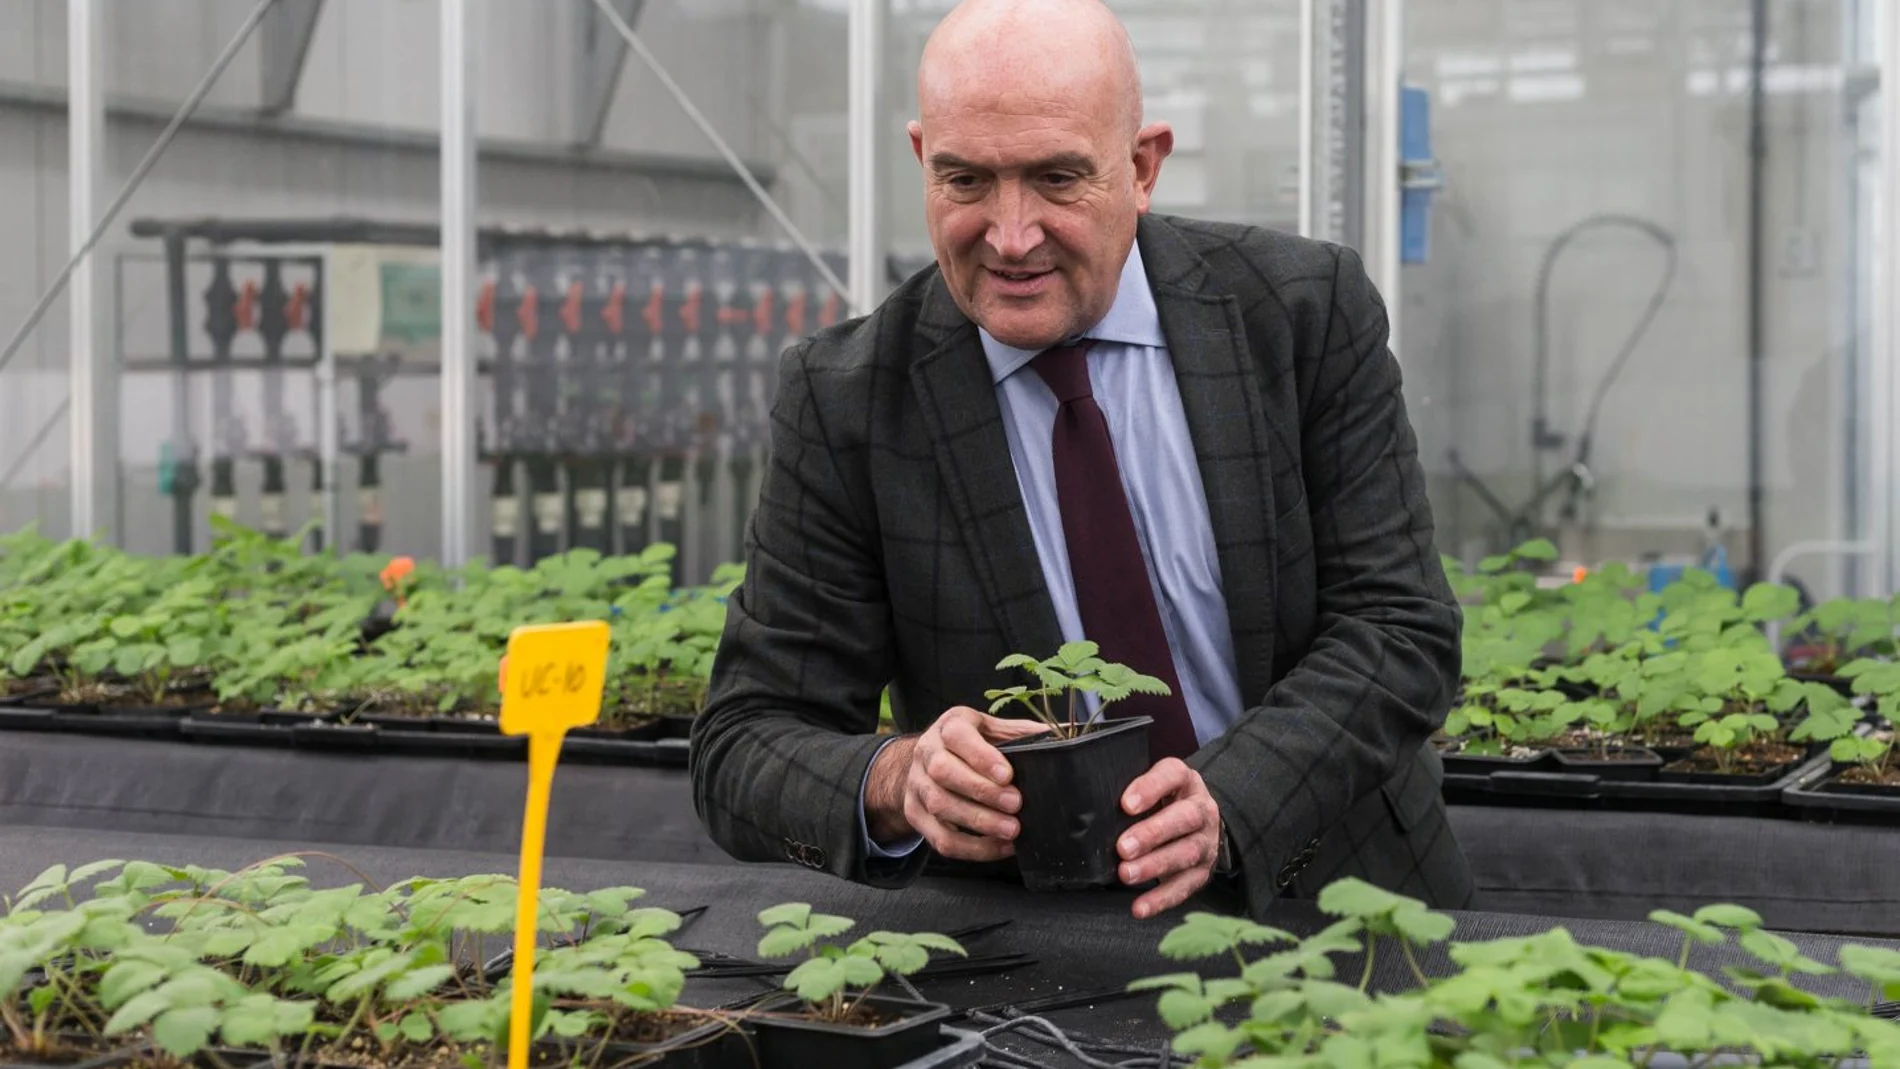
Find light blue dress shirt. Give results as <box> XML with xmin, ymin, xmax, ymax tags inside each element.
<box><xmin>861</xmin><ymin>241</ymin><xmax>1248</xmax><ymax>860</ymax></box>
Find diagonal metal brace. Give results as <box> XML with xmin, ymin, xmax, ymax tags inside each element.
<box><xmin>574</xmin><ymin>0</ymin><xmax>646</xmax><ymax>147</ymax></box>
<box><xmin>260</xmin><ymin>0</ymin><xmax>324</xmax><ymax>116</ymax></box>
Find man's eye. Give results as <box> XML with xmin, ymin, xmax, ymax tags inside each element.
<box><xmin>1042</xmin><ymin>173</ymin><xmax>1077</xmax><ymax>187</ymax></box>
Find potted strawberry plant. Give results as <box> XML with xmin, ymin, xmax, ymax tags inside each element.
<box><xmin>748</xmin><ymin>903</ymin><xmax>965</xmax><ymax>1069</ymax></box>
<box><xmin>984</xmin><ymin>641</ymin><xmax>1171</xmax><ymax>891</ymax></box>
<box><xmin>1783</xmin><ymin>594</ymin><xmax>1898</xmax><ymax>689</ymax></box>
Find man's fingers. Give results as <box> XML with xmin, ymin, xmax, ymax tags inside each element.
<box><xmin>977</xmin><ymin>714</ymin><xmax>1054</xmax><ymax>743</ymax></box>
<box><xmin>1119</xmin><ymin>795</ymin><xmax>1218</xmax><ymax>861</ymax></box>
<box><xmin>910</xmin><ymin>807</ymin><xmax>1016</xmax><ymax>862</ymax></box>
<box><xmin>1119</xmin><ymin>832</ymin><xmax>1213</xmax><ymax>886</ymax></box>
<box><xmin>939</xmin><ymin>714</ymin><xmax>1018</xmax><ymax>785</ymax></box>
<box><xmin>918</xmin><ymin>782</ymin><xmax>1020</xmax><ymax>840</ymax></box>
<box><xmin>1122</xmin><ymin>757</ymin><xmax>1196</xmax><ymax>815</ymax></box>
<box><xmin>1132</xmin><ymin>865</ymin><xmax>1211</xmax><ymax>920</ymax></box>
<box><xmin>921</xmin><ymin>746</ymin><xmax>1022</xmax><ymax>814</ymax></box>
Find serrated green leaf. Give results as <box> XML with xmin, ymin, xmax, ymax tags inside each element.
<box><xmin>1316</xmin><ymin>877</ymin><xmax>1403</xmax><ymax>920</ymax></box>
<box><xmin>1648</xmin><ymin>910</ymin><xmax>1724</xmax><ymax>946</ymax></box>
<box><xmin>757</xmin><ymin>903</ymin><xmax>811</xmax><ymax>928</ymax></box>
<box><xmin>785</xmin><ymin>956</ymin><xmax>846</xmax><ymax>1003</ymax></box>
<box><xmin>1127</xmin><ymin>972</ymin><xmax>1201</xmax><ymax>994</ymax></box>
<box><xmin>152</xmin><ymin>1006</ymin><xmax>220</xmax><ymax>1057</ymax></box>
<box><xmin>99</xmin><ymin>960</ymin><xmax>168</xmax><ymax>1011</ymax></box>
<box><xmin>105</xmin><ymin>989</ymin><xmax>173</xmax><ymax>1035</ymax></box>
<box><xmin>386</xmin><ymin>964</ymin><xmax>455</xmax><ymax>1000</ymax></box>
<box><xmin>1157</xmin><ymin>989</ymin><xmax>1215</xmax><ymax>1030</ymax></box>
<box><xmin>1303</xmin><ymin>980</ymin><xmax>1374</xmax><ymax>1019</ymax></box>
<box><xmin>1693</xmin><ymin>904</ymin><xmax>1763</xmax><ymax>931</ymax></box>
<box><xmin>1172</xmin><ymin>1021</ymin><xmax>1246</xmax><ymax>1061</ymax></box>
<box><xmin>759</xmin><ymin>926</ymin><xmax>819</xmax><ymax>959</ymax></box>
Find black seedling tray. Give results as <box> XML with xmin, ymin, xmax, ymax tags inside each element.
<box><xmin>1783</xmin><ymin>761</ymin><xmax>1900</xmax><ymax>827</ymax></box>
<box><xmin>1440</xmin><ymin>744</ymin><xmax>1833</xmax><ymax>818</ymax></box>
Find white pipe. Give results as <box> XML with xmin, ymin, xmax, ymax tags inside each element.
<box><xmin>1297</xmin><ymin>0</ymin><xmax>1315</xmax><ymax>238</ymax></box>
<box><xmin>69</xmin><ymin>0</ymin><xmax>103</xmax><ymax>540</ymax></box>
<box><xmin>1365</xmin><ymin>0</ymin><xmax>1403</xmax><ymax>357</ymax></box>
<box><xmin>1765</xmin><ymin>539</ymin><xmax>1878</xmax><ymax>649</ymax></box>
<box><xmin>1876</xmin><ymin>0</ymin><xmax>1900</xmax><ymax>596</ymax></box>
<box><xmin>847</xmin><ymin>0</ymin><xmax>885</xmax><ymax>315</ymax></box>
<box><xmin>440</xmin><ymin>0</ymin><xmax>477</xmax><ymax>569</ymax></box>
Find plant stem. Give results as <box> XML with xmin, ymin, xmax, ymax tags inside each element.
<box><xmin>1399</xmin><ymin>939</ymin><xmax>1428</xmax><ymax>988</ymax></box>
<box><xmin>1358</xmin><ymin>940</ymin><xmax>1377</xmax><ymax>993</ymax></box>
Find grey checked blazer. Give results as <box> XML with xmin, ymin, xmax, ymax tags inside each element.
<box><xmin>691</xmin><ymin>214</ymin><xmax>1474</xmax><ymax>918</ymax></box>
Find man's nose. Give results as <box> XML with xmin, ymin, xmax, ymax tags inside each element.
<box><xmin>985</xmin><ymin>182</ymin><xmax>1045</xmax><ymax>261</ymax></box>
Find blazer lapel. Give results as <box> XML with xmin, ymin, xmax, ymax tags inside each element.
<box><xmin>908</xmin><ymin>275</ymin><xmax>1064</xmax><ymax>662</ymax></box>
<box><xmin>1138</xmin><ymin>216</ymin><xmax>1281</xmax><ymax>704</ymax></box>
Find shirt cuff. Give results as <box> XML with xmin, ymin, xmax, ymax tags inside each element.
<box><xmin>859</xmin><ymin>736</ymin><xmax>924</xmax><ymax>860</ymax></box>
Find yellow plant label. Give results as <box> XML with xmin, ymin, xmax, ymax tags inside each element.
<box><xmin>496</xmin><ymin>619</ymin><xmax>610</xmax><ymax>1069</ymax></box>
<box><xmin>498</xmin><ymin>621</ymin><xmax>609</xmax><ymax>736</ymax></box>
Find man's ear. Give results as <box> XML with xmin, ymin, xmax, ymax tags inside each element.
<box><xmin>909</xmin><ymin>120</ymin><xmax>925</xmax><ymax>165</ymax></box>
<box><xmin>1131</xmin><ymin>122</ymin><xmax>1175</xmax><ymax>214</ymax></box>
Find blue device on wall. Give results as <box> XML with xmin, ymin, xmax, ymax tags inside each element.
<box><xmin>1399</xmin><ymin>85</ymin><xmax>1440</xmax><ymax>264</ymax></box>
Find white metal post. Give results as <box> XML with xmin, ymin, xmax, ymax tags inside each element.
<box><xmin>69</xmin><ymin>0</ymin><xmax>103</xmax><ymax>540</ymax></box>
<box><xmin>1297</xmin><ymin>0</ymin><xmax>1316</xmax><ymax>239</ymax></box>
<box><xmin>848</xmin><ymin>0</ymin><xmax>885</xmax><ymax>316</ymax></box>
<box><xmin>1363</xmin><ymin>0</ymin><xmax>1403</xmax><ymax>357</ymax></box>
<box><xmin>440</xmin><ymin>0</ymin><xmax>477</xmax><ymax>568</ymax></box>
<box><xmin>1874</xmin><ymin>0</ymin><xmax>1899</xmax><ymax>594</ymax></box>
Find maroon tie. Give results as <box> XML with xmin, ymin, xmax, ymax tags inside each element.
<box><xmin>1031</xmin><ymin>341</ymin><xmax>1199</xmax><ymax>761</ymax></box>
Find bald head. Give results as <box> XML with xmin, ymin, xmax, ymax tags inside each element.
<box><xmin>918</xmin><ymin>0</ymin><xmax>1143</xmax><ymax>140</ymax></box>
<box><xmin>908</xmin><ymin>0</ymin><xmax>1171</xmax><ymax>350</ymax></box>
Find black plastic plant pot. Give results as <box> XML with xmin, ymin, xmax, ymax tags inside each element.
<box><xmin>997</xmin><ymin>715</ymin><xmax>1151</xmax><ymax>893</ymax></box>
<box><xmin>1551</xmin><ymin>746</ymin><xmax>1664</xmax><ymax>781</ymax></box>
<box><xmin>1436</xmin><ymin>746</ymin><xmax>1556</xmax><ymax>777</ymax></box>
<box><xmin>747</xmin><ymin>993</ymin><xmax>950</xmax><ymax>1069</ymax></box>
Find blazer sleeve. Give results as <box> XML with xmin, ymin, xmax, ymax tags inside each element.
<box><xmin>689</xmin><ymin>340</ymin><xmax>931</xmax><ymax>888</ymax></box>
<box><xmin>1190</xmin><ymin>243</ymin><xmax>1462</xmax><ymax>897</ymax></box>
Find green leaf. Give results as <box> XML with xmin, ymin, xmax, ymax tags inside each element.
<box><xmin>1392</xmin><ymin>903</ymin><xmax>1456</xmax><ymax>944</ymax></box>
<box><xmin>1157</xmin><ymin>989</ymin><xmax>1215</xmax><ymax>1030</ymax></box>
<box><xmin>1171</xmin><ymin>1021</ymin><xmax>1246</xmax><ymax>1062</ymax></box>
<box><xmin>399</xmin><ymin>1011</ymin><xmax>434</xmax><ymax>1044</ymax></box>
<box><xmin>1841</xmin><ymin>944</ymin><xmax>1900</xmax><ymax>986</ymax></box>
<box><xmin>1315</xmin><ymin>878</ymin><xmax>1403</xmax><ymax>919</ymax></box>
<box><xmin>385</xmin><ymin>964</ymin><xmax>455</xmax><ymax>1001</ymax></box>
<box><xmin>69</xmin><ymin>859</ymin><xmax>126</xmax><ymax>886</ymax></box>
<box><xmin>756</xmin><ymin>902</ymin><xmax>813</xmax><ymax>929</ymax></box>
<box><xmin>99</xmin><ymin>961</ymin><xmax>168</xmax><ymax>1010</ymax></box>
<box><xmin>1515</xmin><ymin>538</ymin><xmax>1559</xmax><ymax>561</ymax></box>
<box><xmin>785</xmin><ymin>956</ymin><xmax>847</xmax><ymax>1003</ymax></box>
<box><xmin>1648</xmin><ymin>910</ymin><xmax>1724</xmax><ymax>946</ymax></box>
<box><xmin>1692</xmin><ymin>904</ymin><xmax>1763</xmax><ymax>931</ymax></box>
<box><xmin>106</xmin><ymin>989</ymin><xmax>174</xmax><ymax>1035</ymax></box>
<box><xmin>1127</xmin><ymin>972</ymin><xmax>1201</xmax><ymax>994</ymax></box>
<box><xmin>1302</xmin><ymin>980</ymin><xmax>1374</xmax><ymax>1019</ymax></box>
<box><xmin>152</xmin><ymin>1006</ymin><xmax>220</xmax><ymax>1058</ymax></box>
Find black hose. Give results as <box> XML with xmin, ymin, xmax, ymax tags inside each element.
<box><xmin>1528</xmin><ymin>214</ymin><xmax>1679</xmax><ymax>520</ymax></box>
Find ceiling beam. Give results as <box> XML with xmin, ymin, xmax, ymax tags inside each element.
<box><xmin>260</xmin><ymin>0</ymin><xmax>324</xmax><ymax>115</ymax></box>
<box><xmin>574</xmin><ymin>0</ymin><xmax>647</xmax><ymax>147</ymax></box>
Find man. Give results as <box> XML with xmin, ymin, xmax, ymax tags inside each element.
<box><xmin>690</xmin><ymin>0</ymin><xmax>1471</xmax><ymax>922</ymax></box>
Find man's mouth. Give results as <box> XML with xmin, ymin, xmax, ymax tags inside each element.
<box><xmin>985</xmin><ymin>267</ymin><xmax>1055</xmax><ymax>296</ymax></box>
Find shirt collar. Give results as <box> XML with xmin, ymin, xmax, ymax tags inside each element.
<box><xmin>977</xmin><ymin>240</ymin><xmax>1166</xmax><ymax>385</ymax></box>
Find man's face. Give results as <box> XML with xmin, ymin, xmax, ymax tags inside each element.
<box><xmin>910</xmin><ymin>79</ymin><xmax>1171</xmax><ymax>350</ymax></box>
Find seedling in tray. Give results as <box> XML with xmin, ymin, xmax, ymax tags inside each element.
<box><xmin>984</xmin><ymin>640</ymin><xmax>1171</xmax><ymax>740</ymax></box>
<box><xmin>753</xmin><ymin>903</ymin><xmax>965</xmax><ymax>1023</ymax></box>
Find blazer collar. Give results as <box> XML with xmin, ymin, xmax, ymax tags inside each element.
<box><xmin>909</xmin><ymin>214</ymin><xmax>1279</xmax><ymax>698</ymax></box>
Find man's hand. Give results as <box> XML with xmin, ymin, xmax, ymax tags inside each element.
<box><xmin>1117</xmin><ymin>758</ymin><xmax>1223</xmax><ymax>919</ymax></box>
<box><xmin>864</xmin><ymin>706</ymin><xmax>1050</xmax><ymax>861</ymax></box>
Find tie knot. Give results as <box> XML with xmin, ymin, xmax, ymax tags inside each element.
<box><xmin>1031</xmin><ymin>341</ymin><xmax>1094</xmax><ymax>404</ymax></box>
